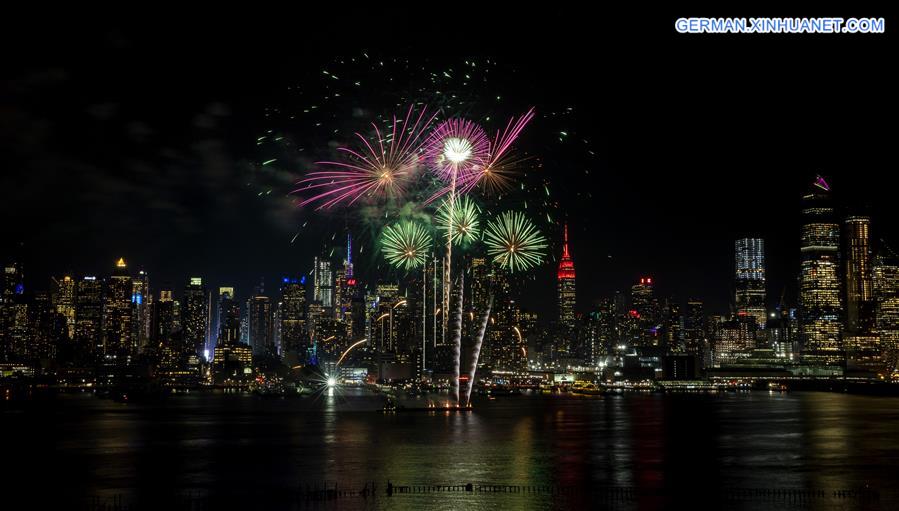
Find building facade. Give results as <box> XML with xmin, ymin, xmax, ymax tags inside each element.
<box><xmin>798</xmin><ymin>180</ymin><xmax>844</xmax><ymax>364</ymax></box>
<box><xmin>735</xmin><ymin>238</ymin><xmax>766</xmax><ymax>329</ymax></box>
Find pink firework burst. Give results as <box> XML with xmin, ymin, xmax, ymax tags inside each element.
<box><xmin>423</xmin><ymin>118</ymin><xmax>490</xmax><ymax>184</ymax></box>
<box><xmin>458</xmin><ymin>107</ymin><xmax>535</xmax><ymax>195</ymax></box>
<box><xmin>293</xmin><ymin>105</ymin><xmax>436</xmax><ymax>210</ymax></box>
<box><xmin>425</xmin><ymin>108</ymin><xmax>535</xmax><ymax>204</ymax></box>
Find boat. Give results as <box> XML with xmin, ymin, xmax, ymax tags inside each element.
<box><xmin>382</xmin><ymin>397</ymin><xmax>473</xmax><ymax>413</ymax></box>
<box><xmin>570</xmin><ymin>382</ymin><xmax>605</xmax><ymax>396</ymax></box>
<box><xmin>476</xmin><ymin>384</ymin><xmax>522</xmax><ymax>397</ymax></box>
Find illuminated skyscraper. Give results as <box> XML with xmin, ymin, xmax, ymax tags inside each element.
<box><xmin>873</xmin><ymin>250</ymin><xmax>899</xmax><ymax>370</ymax></box>
<box><xmin>631</xmin><ymin>277</ymin><xmax>658</xmax><ymax>347</ymax></box>
<box><xmin>152</xmin><ymin>289</ymin><xmax>175</xmax><ymax>346</ymax></box>
<box><xmin>683</xmin><ymin>299</ymin><xmax>706</xmax><ymax>365</ymax></box>
<box><xmin>314</xmin><ymin>257</ymin><xmax>333</xmax><ymax>310</ymax></box>
<box><xmin>486</xmin><ymin>267</ymin><xmax>516</xmax><ymax>369</ymax></box>
<box><xmin>212</xmin><ymin>287</ymin><xmax>253</xmax><ymax>384</ymax></box>
<box><xmin>335</xmin><ymin>271</ymin><xmax>347</xmax><ymax>321</ymax></box>
<box><xmin>557</xmin><ymin>224</ymin><xmax>576</xmax><ymax>325</ymax></box>
<box><xmin>467</xmin><ymin>257</ymin><xmax>490</xmax><ymax>353</ymax></box>
<box><xmin>0</xmin><ymin>257</ymin><xmax>25</xmax><ymax>360</ymax></box>
<box><xmin>182</xmin><ymin>277</ymin><xmax>208</xmax><ymax>359</ymax></box>
<box><xmin>372</xmin><ymin>283</ymin><xmax>400</xmax><ymax>353</ymax></box>
<box><xmin>582</xmin><ymin>299</ymin><xmax>614</xmax><ymax>366</ymax></box>
<box><xmin>51</xmin><ymin>275</ymin><xmax>76</xmax><ymax>340</ymax></box>
<box><xmin>248</xmin><ymin>283</ymin><xmax>274</xmax><ymax>356</ymax></box>
<box><xmin>334</xmin><ymin>233</ymin><xmax>354</xmax><ymax>318</ymax></box>
<box><xmin>75</xmin><ymin>276</ymin><xmax>103</xmax><ymax>353</ymax></box>
<box><xmin>735</xmin><ymin>238</ymin><xmax>766</xmax><ymax>329</ymax></box>
<box><xmin>553</xmin><ymin>224</ymin><xmax>577</xmax><ymax>364</ymax></box>
<box><xmin>2</xmin><ymin>259</ymin><xmax>24</xmax><ymax>300</ymax></box>
<box><xmin>334</xmin><ymin>244</ymin><xmax>357</xmax><ymax>331</ymax></box>
<box><xmin>798</xmin><ymin>177</ymin><xmax>844</xmax><ymax>364</ymax></box>
<box><xmin>103</xmin><ymin>258</ymin><xmax>133</xmax><ymax>357</ymax></box>
<box><xmin>713</xmin><ymin>315</ymin><xmax>756</xmax><ymax>366</ymax></box>
<box><xmin>279</xmin><ymin>277</ymin><xmax>307</xmax><ymax>358</ymax></box>
<box><xmin>661</xmin><ymin>299</ymin><xmax>683</xmax><ymax>352</ymax></box>
<box><xmin>131</xmin><ymin>269</ymin><xmax>151</xmax><ymax>352</ymax></box>
<box><xmin>217</xmin><ymin>287</ymin><xmax>240</xmax><ymax>344</ymax></box>
<box><xmin>844</xmin><ymin>216</ymin><xmax>874</xmax><ymax>333</ymax></box>
<box><xmin>32</xmin><ymin>292</ymin><xmax>66</xmax><ymax>360</ymax></box>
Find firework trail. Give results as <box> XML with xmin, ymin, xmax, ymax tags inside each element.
<box><xmin>422</xmin><ymin>118</ymin><xmax>489</xmax><ymax>344</ymax></box>
<box><xmin>462</xmin><ymin>295</ymin><xmax>493</xmax><ymax>407</ymax></box>
<box><xmin>336</xmin><ymin>338</ymin><xmax>368</xmax><ymax>366</ymax></box>
<box><xmin>293</xmin><ymin>105</ymin><xmax>435</xmax><ymax>209</ymax></box>
<box><xmin>450</xmin><ymin>273</ymin><xmax>464</xmax><ymax>405</ymax></box>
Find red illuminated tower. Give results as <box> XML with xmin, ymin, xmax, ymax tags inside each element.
<box><xmin>558</xmin><ymin>224</ymin><xmax>576</xmax><ymax>325</ymax></box>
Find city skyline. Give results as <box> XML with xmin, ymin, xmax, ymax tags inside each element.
<box><xmin>4</xmin><ymin>175</ymin><xmax>896</xmax><ymax>319</ymax></box>
<box><xmin>4</xmin><ymin>174</ymin><xmax>897</xmax><ymax>373</ymax></box>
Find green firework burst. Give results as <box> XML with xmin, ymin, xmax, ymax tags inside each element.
<box><xmin>483</xmin><ymin>211</ymin><xmax>548</xmax><ymax>272</ymax></box>
<box><xmin>380</xmin><ymin>220</ymin><xmax>432</xmax><ymax>270</ymax></box>
<box><xmin>436</xmin><ymin>196</ymin><xmax>481</xmax><ymax>246</ymax></box>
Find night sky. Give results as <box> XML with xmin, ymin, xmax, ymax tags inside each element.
<box><xmin>2</xmin><ymin>11</ymin><xmax>896</xmax><ymax>318</ymax></box>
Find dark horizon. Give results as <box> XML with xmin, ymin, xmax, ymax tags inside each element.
<box><xmin>2</xmin><ymin>12</ymin><xmax>896</xmax><ymax>317</ymax></box>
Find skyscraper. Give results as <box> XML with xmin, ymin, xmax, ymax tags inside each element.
<box><xmin>248</xmin><ymin>285</ymin><xmax>274</xmax><ymax>357</ymax></box>
<box><xmin>212</xmin><ymin>287</ymin><xmax>252</xmax><ymax>384</ymax></box>
<box><xmin>75</xmin><ymin>276</ymin><xmax>103</xmax><ymax>354</ymax></box>
<box><xmin>32</xmin><ymin>292</ymin><xmax>66</xmax><ymax>360</ymax></box>
<box><xmin>103</xmin><ymin>258</ymin><xmax>133</xmax><ymax>357</ymax></box>
<box><xmin>182</xmin><ymin>277</ymin><xmax>208</xmax><ymax>359</ymax></box>
<box><xmin>554</xmin><ymin>224</ymin><xmax>577</xmax><ymax>364</ymax></box>
<box><xmin>582</xmin><ymin>299</ymin><xmax>614</xmax><ymax>366</ymax></box>
<box><xmin>51</xmin><ymin>275</ymin><xmax>76</xmax><ymax>340</ymax></box>
<box><xmin>683</xmin><ymin>299</ymin><xmax>706</xmax><ymax>364</ymax></box>
<box><xmin>217</xmin><ymin>287</ymin><xmax>240</xmax><ymax>344</ymax></box>
<box><xmin>334</xmin><ymin>233</ymin><xmax>355</xmax><ymax>326</ymax></box>
<box><xmin>713</xmin><ymin>315</ymin><xmax>756</xmax><ymax>366</ymax></box>
<box><xmin>557</xmin><ymin>224</ymin><xmax>576</xmax><ymax>325</ymax></box>
<box><xmin>873</xmin><ymin>250</ymin><xmax>899</xmax><ymax>370</ymax></box>
<box><xmin>131</xmin><ymin>269</ymin><xmax>151</xmax><ymax>353</ymax></box>
<box><xmin>153</xmin><ymin>289</ymin><xmax>175</xmax><ymax>346</ymax></box>
<box><xmin>314</xmin><ymin>257</ymin><xmax>333</xmax><ymax>310</ymax></box>
<box><xmin>486</xmin><ymin>268</ymin><xmax>517</xmax><ymax>369</ymax></box>
<box><xmin>631</xmin><ymin>277</ymin><xmax>658</xmax><ymax>347</ymax></box>
<box><xmin>798</xmin><ymin>178</ymin><xmax>844</xmax><ymax>364</ymax></box>
<box><xmin>844</xmin><ymin>216</ymin><xmax>874</xmax><ymax>333</ymax></box>
<box><xmin>2</xmin><ymin>259</ymin><xmax>24</xmax><ymax>299</ymax></box>
<box><xmin>0</xmin><ymin>258</ymin><xmax>25</xmax><ymax>361</ymax></box>
<box><xmin>661</xmin><ymin>299</ymin><xmax>683</xmax><ymax>352</ymax></box>
<box><xmin>280</xmin><ymin>277</ymin><xmax>307</xmax><ymax>359</ymax></box>
<box><xmin>372</xmin><ymin>283</ymin><xmax>400</xmax><ymax>354</ymax></box>
<box><xmin>735</xmin><ymin>238</ymin><xmax>766</xmax><ymax>329</ymax></box>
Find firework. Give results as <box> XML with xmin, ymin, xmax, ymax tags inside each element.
<box><xmin>380</xmin><ymin>220</ymin><xmax>432</xmax><ymax>270</ymax></box>
<box><xmin>458</xmin><ymin>107</ymin><xmax>535</xmax><ymax>195</ymax></box>
<box><xmin>483</xmin><ymin>211</ymin><xmax>548</xmax><ymax>272</ymax></box>
<box><xmin>293</xmin><ymin>105</ymin><xmax>435</xmax><ymax>209</ymax></box>
<box><xmin>336</xmin><ymin>338</ymin><xmax>368</xmax><ymax>366</ymax></box>
<box><xmin>436</xmin><ymin>196</ymin><xmax>481</xmax><ymax>246</ymax></box>
<box><xmin>423</xmin><ymin>118</ymin><xmax>490</xmax><ymax>184</ymax></box>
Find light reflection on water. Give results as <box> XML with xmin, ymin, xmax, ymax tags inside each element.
<box><xmin>5</xmin><ymin>390</ymin><xmax>899</xmax><ymax>510</ymax></box>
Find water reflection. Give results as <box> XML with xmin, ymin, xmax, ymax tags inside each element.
<box><xmin>4</xmin><ymin>392</ymin><xmax>898</xmax><ymax>509</ymax></box>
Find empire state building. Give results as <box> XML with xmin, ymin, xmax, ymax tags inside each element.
<box><xmin>558</xmin><ymin>224</ymin><xmax>576</xmax><ymax>326</ymax></box>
